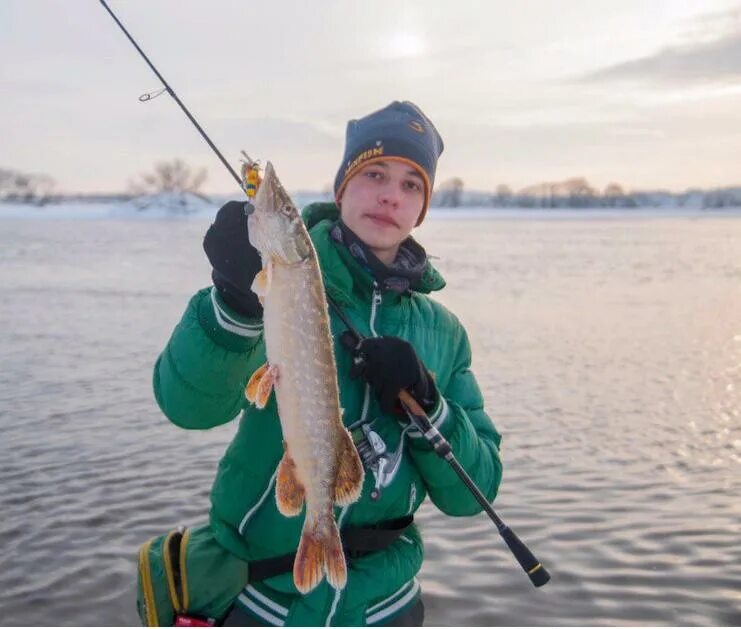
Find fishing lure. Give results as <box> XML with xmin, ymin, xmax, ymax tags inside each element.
<box><xmin>240</xmin><ymin>151</ymin><xmax>262</xmax><ymax>199</ymax></box>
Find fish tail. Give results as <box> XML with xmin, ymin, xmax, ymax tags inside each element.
<box><xmin>321</xmin><ymin>515</ymin><xmax>347</xmax><ymax>592</ymax></box>
<box><xmin>293</xmin><ymin>511</ymin><xmax>346</xmax><ymax>594</ymax></box>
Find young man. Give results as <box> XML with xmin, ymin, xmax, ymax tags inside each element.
<box><xmin>153</xmin><ymin>101</ymin><xmax>503</xmax><ymax>626</ymax></box>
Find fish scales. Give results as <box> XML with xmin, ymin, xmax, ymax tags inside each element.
<box><xmin>264</xmin><ymin>261</ymin><xmax>339</xmax><ymax>508</ymax></box>
<box><xmin>244</xmin><ymin>162</ymin><xmax>364</xmax><ymax>595</ymax></box>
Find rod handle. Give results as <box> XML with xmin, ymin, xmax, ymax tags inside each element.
<box><xmin>500</xmin><ymin>525</ymin><xmax>550</xmax><ymax>587</ymax></box>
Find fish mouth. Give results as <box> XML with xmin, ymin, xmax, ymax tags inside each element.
<box><xmin>364</xmin><ymin>213</ymin><xmax>400</xmax><ymax>228</ymax></box>
<box><xmin>249</xmin><ymin>160</ymin><xmax>312</xmax><ymax>264</ymax></box>
<box><xmin>254</xmin><ymin>161</ymin><xmax>294</xmax><ymax>215</ymax></box>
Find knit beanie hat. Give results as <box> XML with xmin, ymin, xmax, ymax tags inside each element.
<box><xmin>334</xmin><ymin>101</ymin><xmax>444</xmax><ymax>225</ymax></box>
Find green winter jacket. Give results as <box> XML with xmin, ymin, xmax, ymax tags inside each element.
<box><xmin>153</xmin><ymin>202</ymin><xmax>503</xmax><ymax>626</ymax></box>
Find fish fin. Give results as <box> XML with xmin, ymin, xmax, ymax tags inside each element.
<box><xmin>276</xmin><ymin>449</ymin><xmax>305</xmax><ymax>517</ymax></box>
<box><xmin>244</xmin><ymin>363</ymin><xmax>277</xmax><ymax>409</ymax></box>
<box><xmin>244</xmin><ymin>363</ymin><xmax>268</xmax><ymax>403</ymax></box>
<box><xmin>294</xmin><ymin>513</ymin><xmax>346</xmax><ymax>594</ymax></box>
<box><xmin>255</xmin><ymin>365</ymin><xmax>278</xmax><ymax>408</ymax></box>
<box><xmin>251</xmin><ymin>262</ymin><xmax>272</xmax><ymax>298</ymax></box>
<box><xmin>333</xmin><ymin>428</ymin><xmax>364</xmax><ymax>506</ymax></box>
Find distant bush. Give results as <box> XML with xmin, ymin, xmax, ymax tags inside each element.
<box><xmin>128</xmin><ymin>158</ymin><xmax>208</xmax><ymax>198</ymax></box>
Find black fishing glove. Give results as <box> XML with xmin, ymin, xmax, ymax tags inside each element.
<box><xmin>203</xmin><ymin>200</ymin><xmax>263</xmax><ymax>318</ymax></box>
<box><xmin>344</xmin><ymin>334</ymin><xmax>437</xmax><ymax>416</ymax></box>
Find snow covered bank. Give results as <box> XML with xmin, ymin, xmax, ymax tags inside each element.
<box><xmin>0</xmin><ymin>192</ymin><xmax>217</xmax><ymax>220</ymax></box>
<box><xmin>427</xmin><ymin>206</ymin><xmax>741</xmax><ymax>220</ymax></box>
<box><xmin>2</xmin><ymin>199</ymin><xmax>740</xmax><ymax>221</ymax></box>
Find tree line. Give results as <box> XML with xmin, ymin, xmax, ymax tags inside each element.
<box><xmin>1</xmin><ymin>159</ymin><xmax>207</xmax><ymax>205</ymax></box>
<box><xmin>432</xmin><ymin>177</ymin><xmax>741</xmax><ymax>209</ymax></box>
<box><xmin>3</xmin><ymin>163</ymin><xmax>740</xmax><ymax>209</ymax></box>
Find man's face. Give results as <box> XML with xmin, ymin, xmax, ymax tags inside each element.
<box><xmin>338</xmin><ymin>160</ymin><xmax>426</xmax><ymax>265</ymax></box>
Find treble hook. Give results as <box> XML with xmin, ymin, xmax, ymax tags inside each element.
<box><xmin>138</xmin><ymin>87</ymin><xmax>167</xmax><ymax>102</ymax></box>
<box><xmin>240</xmin><ymin>150</ymin><xmax>260</xmax><ymax>169</ymax></box>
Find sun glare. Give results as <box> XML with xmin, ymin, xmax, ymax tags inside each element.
<box><xmin>383</xmin><ymin>30</ymin><xmax>427</xmax><ymax>58</ymax></box>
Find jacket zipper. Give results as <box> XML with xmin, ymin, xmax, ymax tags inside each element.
<box><xmin>369</xmin><ymin>282</ymin><xmax>382</xmax><ymax>338</ymax></box>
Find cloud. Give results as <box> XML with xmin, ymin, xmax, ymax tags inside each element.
<box><xmin>436</xmin><ymin>100</ymin><xmax>741</xmax><ymax>192</ymax></box>
<box><xmin>215</xmin><ymin>116</ymin><xmax>339</xmax><ymax>151</ymax></box>
<box><xmin>582</xmin><ymin>11</ymin><xmax>741</xmax><ymax>85</ymax></box>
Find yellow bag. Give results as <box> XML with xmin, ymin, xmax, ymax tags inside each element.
<box><xmin>136</xmin><ymin>525</ymin><xmax>249</xmax><ymax>627</ymax></box>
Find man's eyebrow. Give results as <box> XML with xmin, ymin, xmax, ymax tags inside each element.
<box><xmin>367</xmin><ymin>160</ymin><xmax>423</xmax><ymax>180</ymax></box>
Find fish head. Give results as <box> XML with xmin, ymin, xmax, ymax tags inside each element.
<box><xmin>248</xmin><ymin>161</ymin><xmax>312</xmax><ymax>264</ymax></box>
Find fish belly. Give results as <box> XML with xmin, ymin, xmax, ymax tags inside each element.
<box><xmin>263</xmin><ymin>260</ymin><xmax>342</xmax><ymax>510</ymax></box>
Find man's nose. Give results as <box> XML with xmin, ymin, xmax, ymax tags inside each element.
<box><xmin>378</xmin><ymin>181</ymin><xmax>401</xmax><ymax>206</ymax></box>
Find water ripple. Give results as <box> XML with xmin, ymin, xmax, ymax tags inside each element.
<box><xmin>1</xmin><ymin>216</ymin><xmax>741</xmax><ymax>625</ymax></box>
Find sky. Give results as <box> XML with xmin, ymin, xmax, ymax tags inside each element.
<box><xmin>1</xmin><ymin>0</ymin><xmax>741</xmax><ymax>195</ymax></box>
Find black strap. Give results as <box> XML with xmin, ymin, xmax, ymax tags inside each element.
<box><xmin>247</xmin><ymin>553</ymin><xmax>295</xmax><ymax>585</ymax></box>
<box><xmin>167</xmin><ymin>529</ymin><xmax>185</xmax><ymax>612</ymax></box>
<box><xmin>246</xmin><ymin>516</ymin><xmax>413</xmax><ymax>584</ymax></box>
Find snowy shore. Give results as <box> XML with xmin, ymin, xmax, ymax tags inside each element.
<box><xmin>2</xmin><ymin>199</ymin><xmax>741</xmax><ymax>221</ymax></box>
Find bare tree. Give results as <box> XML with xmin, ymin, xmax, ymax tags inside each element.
<box><xmin>495</xmin><ymin>184</ymin><xmax>512</xmax><ymax>197</ymax></box>
<box><xmin>494</xmin><ymin>184</ymin><xmax>512</xmax><ymax>206</ymax></box>
<box><xmin>552</xmin><ymin>177</ymin><xmax>596</xmax><ymax>208</ymax></box>
<box><xmin>603</xmin><ymin>182</ymin><xmax>624</xmax><ymax>208</ymax></box>
<box><xmin>437</xmin><ymin>177</ymin><xmax>464</xmax><ymax>207</ymax></box>
<box><xmin>129</xmin><ymin>159</ymin><xmax>207</xmax><ymax>197</ymax></box>
<box><xmin>0</xmin><ymin>168</ymin><xmax>55</xmax><ymax>204</ymax></box>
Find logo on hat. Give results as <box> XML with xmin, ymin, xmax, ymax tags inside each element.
<box><xmin>344</xmin><ymin>145</ymin><xmax>385</xmax><ymax>175</ymax></box>
<box><xmin>408</xmin><ymin>120</ymin><xmax>425</xmax><ymax>134</ymax></box>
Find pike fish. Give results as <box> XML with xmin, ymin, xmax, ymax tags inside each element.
<box><xmin>244</xmin><ymin>162</ymin><xmax>364</xmax><ymax>594</ymax></box>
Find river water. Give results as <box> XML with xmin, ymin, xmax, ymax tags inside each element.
<box><xmin>0</xmin><ymin>211</ymin><xmax>739</xmax><ymax>626</ymax></box>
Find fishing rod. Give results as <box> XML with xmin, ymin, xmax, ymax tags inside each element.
<box><xmin>99</xmin><ymin>0</ymin><xmax>550</xmax><ymax>589</ymax></box>
<box><xmin>337</xmin><ymin>321</ymin><xmax>550</xmax><ymax>588</ymax></box>
<box><xmin>403</xmin><ymin>392</ymin><xmax>550</xmax><ymax>586</ymax></box>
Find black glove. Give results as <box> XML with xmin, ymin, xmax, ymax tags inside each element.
<box><xmin>203</xmin><ymin>200</ymin><xmax>263</xmax><ymax>318</ymax></box>
<box><xmin>344</xmin><ymin>334</ymin><xmax>437</xmax><ymax>415</ymax></box>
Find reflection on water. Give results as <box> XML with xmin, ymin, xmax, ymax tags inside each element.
<box><xmin>0</xmin><ymin>214</ymin><xmax>740</xmax><ymax>626</ymax></box>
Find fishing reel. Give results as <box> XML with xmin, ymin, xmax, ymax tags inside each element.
<box><xmin>349</xmin><ymin>419</ymin><xmax>406</xmax><ymax>502</ymax></box>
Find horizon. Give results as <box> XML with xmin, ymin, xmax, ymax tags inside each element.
<box><xmin>9</xmin><ymin>176</ymin><xmax>741</xmax><ymax>200</ymax></box>
<box><xmin>2</xmin><ymin>1</ymin><xmax>741</xmax><ymax>195</ymax></box>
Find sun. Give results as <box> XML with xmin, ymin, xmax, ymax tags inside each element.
<box><xmin>383</xmin><ymin>30</ymin><xmax>427</xmax><ymax>59</ymax></box>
